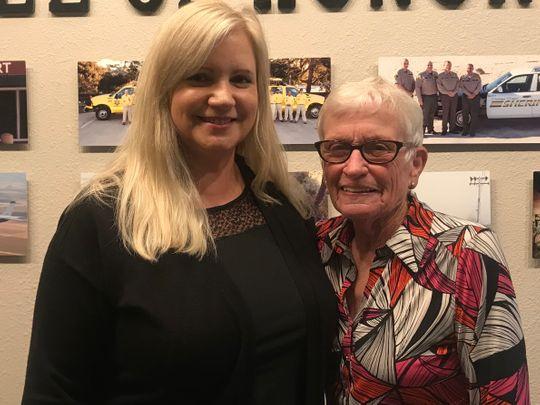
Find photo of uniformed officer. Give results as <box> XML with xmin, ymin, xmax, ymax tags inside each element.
<box><xmin>283</xmin><ymin>89</ymin><xmax>295</xmax><ymax>122</ymax></box>
<box><xmin>459</xmin><ymin>64</ymin><xmax>482</xmax><ymax>136</ymax></box>
<box><xmin>78</xmin><ymin>60</ymin><xmax>142</xmax><ymax>146</ymax></box>
<box><xmin>294</xmin><ymin>88</ymin><xmax>308</xmax><ymax>124</ymax></box>
<box><xmin>269</xmin><ymin>57</ymin><xmax>331</xmax><ymax>147</ymax></box>
<box><xmin>379</xmin><ymin>55</ymin><xmax>540</xmax><ymax>145</ymax></box>
<box><xmin>394</xmin><ymin>58</ymin><xmax>415</xmax><ymax>97</ymax></box>
<box><xmin>121</xmin><ymin>88</ymin><xmax>135</xmax><ymax>126</ymax></box>
<box><xmin>270</xmin><ymin>86</ymin><xmax>283</xmax><ymax>122</ymax></box>
<box><xmin>437</xmin><ymin>60</ymin><xmax>460</xmax><ymax>135</ymax></box>
<box><xmin>415</xmin><ymin>61</ymin><xmax>439</xmax><ymax>135</ymax></box>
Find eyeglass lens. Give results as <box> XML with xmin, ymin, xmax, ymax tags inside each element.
<box><xmin>320</xmin><ymin>141</ymin><xmax>400</xmax><ymax>163</ymax></box>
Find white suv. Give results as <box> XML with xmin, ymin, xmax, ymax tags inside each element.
<box><xmin>482</xmin><ymin>66</ymin><xmax>540</xmax><ymax>119</ymax></box>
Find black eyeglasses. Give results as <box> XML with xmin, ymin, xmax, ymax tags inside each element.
<box><xmin>314</xmin><ymin>139</ymin><xmax>410</xmax><ymax>164</ymax></box>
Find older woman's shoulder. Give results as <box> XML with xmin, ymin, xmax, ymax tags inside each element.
<box><xmin>428</xmin><ymin>208</ymin><xmax>487</xmax><ymax>233</ymax></box>
<box><xmin>421</xmin><ymin>204</ymin><xmax>508</xmax><ymax>265</ymax></box>
<box><xmin>413</xmin><ymin>197</ymin><xmax>485</xmax><ymax>231</ymax></box>
<box><xmin>315</xmin><ymin>216</ymin><xmax>347</xmax><ymax>240</ymax></box>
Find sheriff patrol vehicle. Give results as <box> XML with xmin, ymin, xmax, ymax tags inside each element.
<box><xmin>89</xmin><ymin>84</ymin><xmax>135</xmax><ymax>120</ymax></box>
<box><xmin>481</xmin><ymin>66</ymin><xmax>540</xmax><ymax>119</ymax></box>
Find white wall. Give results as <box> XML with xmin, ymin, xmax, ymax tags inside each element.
<box><xmin>1</xmin><ymin>0</ymin><xmax>539</xmax><ymax>403</ymax></box>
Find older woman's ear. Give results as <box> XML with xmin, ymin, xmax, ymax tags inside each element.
<box><xmin>409</xmin><ymin>146</ymin><xmax>428</xmax><ymax>188</ymax></box>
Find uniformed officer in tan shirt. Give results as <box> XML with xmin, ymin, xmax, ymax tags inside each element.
<box><xmin>459</xmin><ymin>63</ymin><xmax>482</xmax><ymax>137</ymax></box>
<box><xmin>395</xmin><ymin>58</ymin><xmax>415</xmax><ymax>96</ymax></box>
<box><xmin>437</xmin><ymin>60</ymin><xmax>460</xmax><ymax>134</ymax></box>
<box><xmin>415</xmin><ymin>61</ymin><xmax>439</xmax><ymax>135</ymax></box>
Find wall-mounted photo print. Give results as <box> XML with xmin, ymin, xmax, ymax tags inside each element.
<box><xmin>0</xmin><ymin>61</ymin><xmax>28</xmax><ymax>146</ymax></box>
<box><xmin>270</xmin><ymin>58</ymin><xmax>330</xmax><ymax>148</ymax></box>
<box><xmin>79</xmin><ymin>58</ymin><xmax>330</xmax><ymax>148</ymax></box>
<box><xmin>379</xmin><ymin>55</ymin><xmax>540</xmax><ymax>145</ymax></box>
<box><xmin>0</xmin><ymin>173</ymin><xmax>28</xmax><ymax>256</ymax></box>
<box><xmin>533</xmin><ymin>171</ymin><xmax>540</xmax><ymax>259</ymax></box>
<box><xmin>290</xmin><ymin>171</ymin><xmax>328</xmax><ymax>220</ymax></box>
<box><xmin>78</xmin><ymin>60</ymin><xmax>142</xmax><ymax>146</ymax></box>
<box><xmin>416</xmin><ymin>171</ymin><xmax>491</xmax><ymax>226</ymax></box>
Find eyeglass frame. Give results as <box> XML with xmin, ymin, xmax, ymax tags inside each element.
<box><xmin>314</xmin><ymin>139</ymin><xmax>414</xmax><ymax>164</ymax></box>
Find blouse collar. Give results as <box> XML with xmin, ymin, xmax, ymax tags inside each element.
<box><xmin>321</xmin><ymin>193</ymin><xmax>436</xmax><ymax>273</ymax></box>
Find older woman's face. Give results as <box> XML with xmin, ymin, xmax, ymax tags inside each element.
<box><xmin>322</xmin><ymin>112</ymin><xmax>426</xmax><ymax>224</ymax></box>
<box><xmin>170</xmin><ymin>29</ymin><xmax>258</xmax><ymax>161</ymax></box>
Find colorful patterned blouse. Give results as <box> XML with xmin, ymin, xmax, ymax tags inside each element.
<box><xmin>317</xmin><ymin>194</ymin><xmax>529</xmax><ymax>404</ymax></box>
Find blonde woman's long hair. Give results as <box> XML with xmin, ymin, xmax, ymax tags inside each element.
<box><xmin>76</xmin><ymin>1</ymin><xmax>303</xmax><ymax>261</ymax></box>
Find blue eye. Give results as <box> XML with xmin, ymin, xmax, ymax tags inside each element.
<box><xmin>231</xmin><ymin>74</ymin><xmax>253</xmax><ymax>87</ymax></box>
<box><xmin>186</xmin><ymin>73</ymin><xmax>211</xmax><ymax>84</ymax></box>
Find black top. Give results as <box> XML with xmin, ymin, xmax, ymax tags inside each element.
<box><xmin>210</xmin><ymin>189</ymin><xmax>306</xmax><ymax>404</ymax></box>
<box><xmin>22</xmin><ymin>160</ymin><xmax>338</xmax><ymax>405</ymax></box>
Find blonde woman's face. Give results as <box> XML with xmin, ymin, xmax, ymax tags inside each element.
<box><xmin>170</xmin><ymin>29</ymin><xmax>258</xmax><ymax>162</ymax></box>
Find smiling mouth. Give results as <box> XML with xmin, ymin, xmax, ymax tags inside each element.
<box><xmin>200</xmin><ymin>117</ymin><xmax>236</xmax><ymax>125</ymax></box>
<box><xmin>341</xmin><ymin>186</ymin><xmax>379</xmax><ymax>193</ymax></box>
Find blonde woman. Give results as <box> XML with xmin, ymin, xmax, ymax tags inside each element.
<box><xmin>23</xmin><ymin>2</ymin><xmax>337</xmax><ymax>404</ymax></box>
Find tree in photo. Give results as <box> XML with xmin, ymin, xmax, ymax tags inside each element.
<box><xmin>78</xmin><ymin>61</ymin><xmax>106</xmax><ymax>98</ymax></box>
<box><xmin>270</xmin><ymin>58</ymin><xmax>331</xmax><ymax>95</ymax></box>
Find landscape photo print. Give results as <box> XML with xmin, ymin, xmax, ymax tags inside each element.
<box><xmin>379</xmin><ymin>55</ymin><xmax>540</xmax><ymax>144</ymax></box>
<box><xmin>0</xmin><ymin>173</ymin><xmax>28</xmax><ymax>256</ymax></box>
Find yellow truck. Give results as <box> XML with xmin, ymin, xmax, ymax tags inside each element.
<box><xmin>269</xmin><ymin>85</ymin><xmax>326</xmax><ymax>118</ymax></box>
<box><xmin>89</xmin><ymin>84</ymin><xmax>135</xmax><ymax>120</ymax></box>
<box><xmin>90</xmin><ymin>82</ymin><xmax>326</xmax><ymax>120</ymax></box>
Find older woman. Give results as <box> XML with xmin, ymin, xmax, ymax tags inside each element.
<box><xmin>315</xmin><ymin>78</ymin><xmax>529</xmax><ymax>404</ymax></box>
<box><xmin>22</xmin><ymin>2</ymin><xmax>337</xmax><ymax>404</ymax></box>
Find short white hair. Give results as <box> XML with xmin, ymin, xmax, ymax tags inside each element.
<box><xmin>318</xmin><ymin>77</ymin><xmax>424</xmax><ymax>153</ymax></box>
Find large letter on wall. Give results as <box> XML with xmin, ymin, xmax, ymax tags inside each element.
<box><xmin>129</xmin><ymin>0</ymin><xmax>164</xmax><ymax>13</ymax></box>
<box><xmin>487</xmin><ymin>0</ymin><xmax>531</xmax><ymax>5</ymax></box>
<box><xmin>254</xmin><ymin>0</ymin><xmax>296</xmax><ymax>13</ymax></box>
<box><xmin>315</xmin><ymin>0</ymin><xmax>349</xmax><ymax>10</ymax></box>
<box><xmin>396</xmin><ymin>0</ymin><xmax>411</xmax><ymax>7</ymax></box>
<box><xmin>254</xmin><ymin>0</ymin><xmax>271</xmax><ymax>12</ymax></box>
<box><xmin>434</xmin><ymin>0</ymin><xmax>464</xmax><ymax>7</ymax></box>
<box><xmin>370</xmin><ymin>0</ymin><xmax>410</xmax><ymax>8</ymax></box>
<box><xmin>49</xmin><ymin>0</ymin><xmax>89</xmax><ymax>16</ymax></box>
<box><xmin>0</xmin><ymin>0</ymin><xmax>34</xmax><ymax>17</ymax></box>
